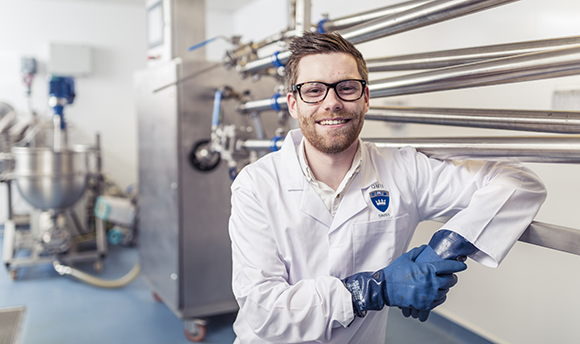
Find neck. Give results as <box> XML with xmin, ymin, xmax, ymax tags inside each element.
<box><xmin>304</xmin><ymin>139</ymin><xmax>359</xmax><ymax>191</ymax></box>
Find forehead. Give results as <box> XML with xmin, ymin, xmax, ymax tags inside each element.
<box><xmin>296</xmin><ymin>52</ymin><xmax>361</xmax><ymax>84</ymax></box>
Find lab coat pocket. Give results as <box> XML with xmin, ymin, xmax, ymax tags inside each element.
<box><xmin>352</xmin><ymin>214</ymin><xmax>410</xmax><ymax>272</ymax></box>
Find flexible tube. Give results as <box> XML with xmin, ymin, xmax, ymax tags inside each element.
<box><xmin>53</xmin><ymin>261</ymin><xmax>141</xmax><ymax>288</ymax></box>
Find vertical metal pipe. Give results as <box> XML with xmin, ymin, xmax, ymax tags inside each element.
<box><xmin>295</xmin><ymin>0</ymin><xmax>312</xmax><ymax>35</ymax></box>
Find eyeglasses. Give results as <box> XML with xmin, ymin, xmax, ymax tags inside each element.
<box><xmin>292</xmin><ymin>79</ymin><xmax>367</xmax><ymax>104</ymax></box>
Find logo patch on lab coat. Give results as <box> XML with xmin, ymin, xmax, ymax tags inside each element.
<box><xmin>370</xmin><ymin>190</ymin><xmax>389</xmax><ymax>212</ymax></box>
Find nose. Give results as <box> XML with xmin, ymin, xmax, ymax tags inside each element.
<box><xmin>321</xmin><ymin>87</ymin><xmax>344</xmax><ymax>112</ymax></box>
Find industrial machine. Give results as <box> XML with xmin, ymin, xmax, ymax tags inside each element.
<box><xmin>136</xmin><ymin>0</ymin><xmax>580</xmax><ymax>341</ymax></box>
<box><xmin>2</xmin><ymin>75</ymin><xmax>107</xmax><ymax>280</ymax></box>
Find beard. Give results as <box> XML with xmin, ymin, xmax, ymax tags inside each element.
<box><xmin>298</xmin><ymin>109</ymin><xmax>364</xmax><ymax>154</ymax></box>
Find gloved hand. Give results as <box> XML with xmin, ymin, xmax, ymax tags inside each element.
<box><xmin>400</xmin><ymin>230</ymin><xmax>478</xmax><ymax>322</ymax></box>
<box><xmin>342</xmin><ymin>245</ymin><xmax>467</xmax><ymax>318</ymax></box>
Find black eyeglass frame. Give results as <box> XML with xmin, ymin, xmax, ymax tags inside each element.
<box><xmin>291</xmin><ymin>79</ymin><xmax>367</xmax><ymax>104</ymax></box>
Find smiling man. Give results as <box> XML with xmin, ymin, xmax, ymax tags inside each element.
<box><xmin>228</xmin><ymin>32</ymin><xmax>546</xmax><ymax>343</ymax></box>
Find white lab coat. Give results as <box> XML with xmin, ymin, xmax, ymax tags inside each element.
<box><xmin>229</xmin><ymin>129</ymin><xmax>546</xmax><ymax>344</ymax></box>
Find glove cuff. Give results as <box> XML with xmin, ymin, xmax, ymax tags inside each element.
<box><xmin>342</xmin><ymin>270</ymin><xmax>386</xmax><ymax>318</ymax></box>
<box><xmin>429</xmin><ymin>230</ymin><xmax>478</xmax><ymax>261</ymax></box>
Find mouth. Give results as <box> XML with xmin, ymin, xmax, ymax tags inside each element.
<box><xmin>317</xmin><ymin>118</ymin><xmax>351</xmax><ymax>126</ymax></box>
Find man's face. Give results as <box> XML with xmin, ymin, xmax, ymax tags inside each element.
<box><xmin>287</xmin><ymin>53</ymin><xmax>370</xmax><ymax>155</ymax></box>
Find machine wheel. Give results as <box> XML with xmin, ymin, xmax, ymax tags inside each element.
<box><xmin>188</xmin><ymin>139</ymin><xmax>221</xmax><ymax>172</ymax></box>
<box><xmin>183</xmin><ymin>324</ymin><xmax>207</xmax><ymax>342</ymax></box>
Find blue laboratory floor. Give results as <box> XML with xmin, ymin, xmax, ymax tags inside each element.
<box><xmin>0</xmin><ymin>234</ymin><xmax>478</xmax><ymax>344</ymax></box>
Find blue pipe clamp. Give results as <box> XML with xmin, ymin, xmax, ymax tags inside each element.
<box><xmin>269</xmin><ymin>135</ymin><xmax>283</xmax><ymax>152</ymax></box>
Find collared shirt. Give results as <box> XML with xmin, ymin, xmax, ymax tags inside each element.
<box><xmin>297</xmin><ymin>138</ymin><xmax>363</xmax><ymax>217</ymax></box>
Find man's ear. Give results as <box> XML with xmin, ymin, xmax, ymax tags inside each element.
<box><xmin>287</xmin><ymin>92</ymin><xmax>298</xmax><ymax>119</ymax></box>
<box><xmin>363</xmin><ymin>86</ymin><xmax>370</xmax><ymax>113</ymax></box>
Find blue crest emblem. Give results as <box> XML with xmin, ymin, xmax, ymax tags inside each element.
<box><xmin>370</xmin><ymin>190</ymin><xmax>390</xmax><ymax>212</ymax></box>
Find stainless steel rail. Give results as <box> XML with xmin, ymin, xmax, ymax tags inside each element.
<box><xmin>366</xmin><ymin>106</ymin><xmax>580</xmax><ymax>134</ymax></box>
<box><xmin>321</xmin><ymin>0</ymin><xmax>431</xmax><ymax>32</ymax></box>
<box><xmin>369</xmin><ymin>45</ymin><xmax>580</xmax><ymax>98</ymax></box>
<box><xmin>366</xmin><ymin>36</ymin><xmax>580</xmax><ymax>71</ymax></box>
<box><xmin>519</xmin><ymin>221</ymin><xmax>580</xmax><ymax>256</ymax></box>
<box><xmin>341</xmin><ymin>0</ymin><xmax>518</xmax><ymax>45</ymax></box>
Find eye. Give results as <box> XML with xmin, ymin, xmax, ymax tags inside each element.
<box><xmin>302</xmin><ymin>84</ymin><xmax>326</xmax><ymax>96</ymax></box>
<box><xmin>337</xmin><ymin>81</ymin><xmax>361</xmax><ymax>95</ymax></box>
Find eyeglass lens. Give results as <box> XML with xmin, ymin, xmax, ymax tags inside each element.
<box><xmin>300</xmin><ymin>80</ymin><xmax>364</xmax><ymax>103</ymax></box>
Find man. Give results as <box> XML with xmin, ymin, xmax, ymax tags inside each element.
<box><xmin>228</xmin><ymin>31</ymin><xmax>546</xmax><ymax>343</ymax></box>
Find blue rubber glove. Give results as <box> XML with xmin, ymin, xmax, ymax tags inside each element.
<box><xmin>400</xmin><ymin>230</ymin><xmax>478</xmax><ymax>322</ymax></box>
<box><xmin>343</xmin><ymin>245</ymin><xmax>467</xmax><ymax>318</ymax></box>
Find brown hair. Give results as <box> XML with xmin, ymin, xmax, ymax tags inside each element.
<box><xmin>285</xmin><ymin>31</ymin><xmax>368</xmax><ymax>92</ymax></box>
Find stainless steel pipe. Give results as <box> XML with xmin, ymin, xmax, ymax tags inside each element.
<box><xmin>239</xmin><ymin>135</ymin><xmax>580</xmax><ymax>163</ymax></box>
<box><xmin>237</xmin><ymin>95</ymin><xmax>288</xmax><ymax>113</ymax></box>
<box><xmin>369</xmin><ymin>135</ymin><xmax>580</xmax><ymax>163</ymax></box>
<box><xmin>238</xmin><ymin>0</ymin><xmax>517</xmax><ymax>76</ymax></box>
<box><xmin>366</xmin><ymin>36</ymin><xmax>580</xmax><ymax>71</ymax></box>
<box><xmin>240</xmin><ymin>50</ymin><xmax>292</xmax><ymax>76</ymax></box>
<box><xmin>366</xmin><ymin>106</ymin><xmax>580</xmax><ymax>134</ymax></box>
<box><xmin>341</xmin><ymin>0</ymin><xmax>519</xmax><ymax>45</ymax></box>
<box><xmin>369</xmin><ymin>45</ymin><xmax>580</xmax><ymax>98</ymax></box>
<box><xmin>238</xmin><ymin>45</ymin><xmax>580</xmax><ymax>112</ymax></box>
<box><xmin>321</xmin><ymin>0</ymin><xmax>431</xmax><ymax>32</ymax></box>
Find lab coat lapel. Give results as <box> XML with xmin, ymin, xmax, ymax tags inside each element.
<box><xmin>330</xmin><ymin>143</ymin><xmax>377</xmax><ymax>232</ymax></box>
<box><xmin>300</xmin><ymin>183</ymin><xmax>333</xmax><ymax>227</ymax></box>
<box><xmin>280</xmin><ymin>130</ymin><xmax>333</xmax><ymax>228</ymax></box>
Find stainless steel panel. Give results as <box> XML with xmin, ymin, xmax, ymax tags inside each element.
<box><xmin>178</xmin><ymin>59</ymin><xmax>282</xmax><ymax>318</ymax></box>
<box><xmin>137</xmin><ymin>58</ymin><xmax>283</xmax><ymax>320</ymax></box>
<box><xmin>135</xmin><ymin>60</ymin><xmax>181</xmax><ymax>315</ymax></box>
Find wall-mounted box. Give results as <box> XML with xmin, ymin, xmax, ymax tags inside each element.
<box><xmin>49</xmin><ymin>43</ymin><xmax>92</xmax><ymax>77</ymax></box>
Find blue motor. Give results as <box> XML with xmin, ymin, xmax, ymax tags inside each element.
<box><xmin>48</xmin><ymin>76</ymin><xmax>75</xmax><ymax>129</ymax></box>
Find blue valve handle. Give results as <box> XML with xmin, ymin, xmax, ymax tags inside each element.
<box><xmin>188</xmin><ymin>36</ymin><xmax>218</xmax><ymax>51</ymax></box>
<box><xmin>211</xmin><ymin>89</ymin><xmax>223</xmax><ymax>131</ymax></box>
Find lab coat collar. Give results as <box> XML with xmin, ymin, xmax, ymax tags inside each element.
<box><xmin>280</xmin><ymin>129</ymin><xmax>334</xmax><ymax>226</ymax></box>
<box><xmin>279</xmin><ymin>130</ymin><xmax>380</xmax><ymax>230</ymax></box>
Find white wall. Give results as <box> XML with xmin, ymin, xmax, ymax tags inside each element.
<box><xmin>222</xmin><ymin>1</ymin><xmax>580</xmax><ymax>343</ymax></box>
<box><xmin>0</xmin><ymin>0</ymin><xmax>146</xmax><ymax>196</ymax></box>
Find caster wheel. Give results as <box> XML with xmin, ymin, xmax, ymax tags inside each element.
<box><xmin>183</xmin><ymin>325</ymin><xmax>207</xmax><ymax>342</ymax></box>
<box><xmin>93</xmin><ymin>260</ymin><xmax>103</xmax><ymax>273</ymax></box>
<box><xmin>9</xmin><ymin>270</ymin><xmax>17</xmax><ymax>280</ymax></box>
<box><xmin>152</xmin><ymin>292</ymin><xmax>163</xmax><ymax>303</ymax></box>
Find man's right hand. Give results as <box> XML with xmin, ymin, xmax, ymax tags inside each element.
<box><xmin>342</xmin><ymin>245</ymin><xmax>466</xmax><ymax>317</ymax></box>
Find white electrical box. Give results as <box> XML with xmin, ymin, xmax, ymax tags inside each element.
<box><xmin>49</xmin><ymin>43</ymin><xmax>92</xmax><ymax>77</ymax></box>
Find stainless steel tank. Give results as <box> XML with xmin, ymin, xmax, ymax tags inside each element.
<box><xmin>12</xmin><ymin>146</ymin><xmax>91</xmax><ymax>210</ymax></box>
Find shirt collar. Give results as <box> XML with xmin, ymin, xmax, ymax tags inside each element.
<box><xmin>297</xmin><ymin>137</ymin><xmax>363</xmax><ymax>185</ymax></box>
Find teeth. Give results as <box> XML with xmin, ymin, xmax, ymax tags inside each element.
<box><xmin>319</xmin><ymin>119</ymin><xmax>347</xmax><ymax>125</ymax></box>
